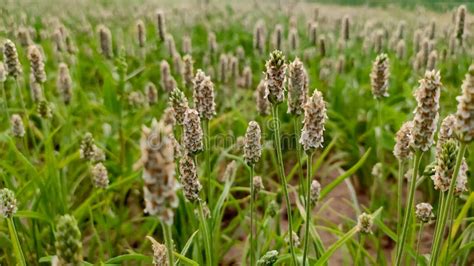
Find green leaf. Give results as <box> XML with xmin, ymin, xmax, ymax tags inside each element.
<box><xmin>320</xmin><ymin>148</ymin><xmax>371</xmax><ymax>200</ymax></box>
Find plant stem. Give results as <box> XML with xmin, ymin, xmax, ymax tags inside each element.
<box><xmin>198</xmin><ymin>201</ymin><xmax>213</xmax><ymax>266</ymax></box>
<box><xmin>429</xmin><ymin>143</ymin><xmax>466</xmax><ymax>265</ymax></box>
<box><xmin>271</xmin><ymin>104</ymin><xmax>297</xmax><ymax>266</ymax></box>
<box><xmin>355</xmin><ymin>234</ymin><xmax>366</xmax><ymax>265</ymax></box>
<box><xmin>15</xmin><ymin>79</ymin><xmax>26</xmax><ymax>114</ymax></box>
<box><xmin>316</xmin><ymin>226</ymin><xmax>359</xmax><ymax>266</ymax></box>
<box><xmin>415</xmin><ymin>223</ymin><xmax>424</xmax><ymax>266</ymax></box>
<box><xmin>1</xmin><ymin>82</ymin><xmax>9</xmax><ymax>120</ymax></box>
<box><xmin>203</xmin><ymin>119</ymin><xmax>212</xmax><ymax>207</ymax></box>
<box><xmin>161</xmin><ymin>222</ymin><xmax>175</xmax><ymax>266</ymax></box>
<box><xmin>395</xmin><ymin>150</ymin><xmax>423</xmax><ymax>265</ymax></box>
<box><xmin>249</xmin><ymin>165</ymin><xmax>255</xmax><ymax>266</ymax></box>
<box><xmin>396</xmin><ymin>160</ymin><xmax>404</xmax><ymax>239</ymax></box>
<box><xmin>293</xmin><ymin>116</ymin><xmax>305</xmax><ymax>199</ymax></box>
<box><xmin>7</xmin><ymin>218</ymin><xmax>27</xmax><ymax>266</ymax></box>
<box><xmin>303</xmin><ymin>151</ymin><xmax>314</xmax><ymax>265</ymax></box>
<box><xmin>444</xmin><ymin>198</ymin><xmax>457</xmax><ymax>265</ymax></box>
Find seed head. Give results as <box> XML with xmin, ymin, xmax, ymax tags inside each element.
<box><xmin>169</xmin><ymin>88</ymin><xmax>189</xmax><ymax>125</ymax></box>
<box><xmin>57</xmin><ymin>63</ymin><xmax>72</xmax><ymax>104</ymax></box>
<box><xmin>37</xmin><ymin>100</ymin><xmax>52</xmax><ymax>119</ymax></box>
<box><xmin>254</xmin><ymin>20</ymin><xmax>265</xmax><ymax>55</ymax></box>
<box><xmin>394</xmin><ymin>121</ymin><xmax>413</xmax><ymax>160</ymax></box>
<box><xmin>182</xmin><ymin>35</ymin><xmax>192</xmax><ymax>54</ymax></box>
<box><xmin>183</xmin><ymin>54</ymin><xmax>194</xmax><ymax>88</ymax></box>
<box><xmin>427</xmin><ymin>50</ymin><xmax>437</xmax><ymax>71</ymax></box>
<box><xmin>455</xmin><ymin>5</ymin><xmax>466</xmax><ymax>45</ymax></box>
<box><xmin>162</xmin><ymin>106</ymin><xmax>176</xmax><ymax>127</ymax></box>
<box><xmin>179</xmin><ymin>154</ymin><xmax>202</xmax><ymax>203</ymax></box>
<box><xmin>27</xmin><ymin>45</ymin><xmax>46</xmax><ymax>83</ymax></box>
<box><xmin>455</xmin><ymin>65</ymin><xmax>474</xmax><ymax>143</ymax></box>
<box><xmin>193</xmin><ymin>69</ymin><xmax>216</xmax><ymax>120</ymax></box>
<box><xmin>80</xmin><ymin>132</ymin><xmax>95</xmax><ymax>160</ymax></box>
<box><xmin>221</xmin><ymin>161</ymin><xmax>237</xmax><ymax>182</ymax></box>
<box><xmin>370</xmin><ymin>53</ymin><xmax>390</xmax><ymax>99</ymax></box>
<box><xmin>0</xmin><ymin>188</ymin><xmax>18</xmax><ymax>218</ymax></box>
<box><xmin>55</xmin><ymin>214</ymin><xmax>83</xmax><ymax>265</ymax></box>
<box><xmin>432</xmin><ymin>139</ymin><xmax>458</xmax><ymax>192</ymax></box>
<box><xmin>257</xmin><ymin>250</ymin><xmax>278</xmax><ymax>266</ymax></box>
<box><xmin>411</xmin><ymin>70</ymin><xmax>441</xmax><ymax>151</ymax></box>
<box><xmin>147</xmin><ymin>236</ymin><xmax>169</xmax><ymax>266</ymax></box>
<box><xmin>183</xmin><ymin>109</ymin><xmax>203</xmax><ymax>155</ymax></box>
<box><xmin>300</xmin><ymin>89</ymin><xmax>327</xmax><ymax>151</ymax></box>
<box><xmin>287</xmin><ymin>58</ymin><xmax>308</xmax><ymax>115</ymax></box>
<box><xmin>253</xmin><ymin>176</ymin><xmax>264</xmax><ymax>196</ymax></box>
<box><xmin>144</xmin><ymin>82</ymin><xmax>158</xmax><ymax>105</ymax></box>
<box><xmin>341</xmin><ymin>15</ymin><xmax>350</xmax><ymax>42</ymax></box>
<box><xmin>3</xmin><ymin>39</ymin><xmax>23</xmax><ymax>78</ymax></box>
<box><xmin>218</xmin><ymin>54</ymin><xmax>228</xmax><ymax>83</ymax></box>
<box><xmin>128</xmin><ymin>91</ymin><xmax>145</xmax><ymax>108</ymax></box>
<box><xmin>267</xmin><ymin>201</ymin><xmax>279</xmax><ymax>217</ymax></box>
<box><xmin>136</xmin><ymin>19</ymin><xmax>146</xmax><ymax>48</ymax></box>
<box><xmin>437</xmin><ymin>114</ymin><xmax>456</xmax><ymax>152</ymax></box>
<box><xmin>10</xmin><ymin>114</ymin><xmax>25</xmax><ymax>137</ymax></box>
<box><xmin>17</xmin><ymin>27</ymin><xmax>32</xmax><ymax>47</ymax></box>
<box><xmin>357</xmin><ymin>212</ymin><xmax>373</xmax><ymax>234</ymax></box>
<box><xmin>310</xmin><ymin>179</ymin><xmax>321</xmax><ymax>206</ymax></box>
<box><xmin>309</xmin><ymin>22</ymin><xmax>318</xmax><ymax>45</ymax></box>
<box><xmin>396</xmin><ymin>40</ymin><xmax>405</xmax><ymax>59</ymax></box>
<box><xmin>140</xmin><ymin>119</ymin><xmax>178</xmax><ymax>225</ymax></box>
<box><xmin>98</xmin><ymin>25</ymin><xmax>113</xmax><ymax>58</ymax></box>
<box><xmin>415</xmin><ymin>202</ymin><xmax>434</xmax><ymax>223</ymax></box>
<box><xmin>244</xmin><ymin>121</ymin><xmax>262</xmax><ymax>165</ymax></box>
<box><xmin>173</xmin><ymin>53</ymin><xmax>183</xmax><ymax>77</ymax></box>
<box><xmin>272</xmin><ymin>24</ymin><xmax>283</xmax><ymax>51</ymax></box>
<box><xmin>155</xmin><ymin>9</ymin><xmax>166</xmax><ymax>42</ymax></box>
<box><xmin>91</xmin><ymin>162</ymin><xmax>109</xmax><ymax>189</ymax></box>
<box><xmin>285</xmin><ymin>231</ymin><xmax>300</xmax><ymax>247</ymax></box>
<box><xmin>454</xmin><ymin>159</ymin><xmax>468</xmax><ymax>196</ymax></box>
<box><xmin>208</xmin><ymin>32</ymin><xmax>217</xmax><ymax>55</ymax></box>
<box><xmin>319</xmin><ymin>36</ymin><xmax>326</xmax><ymax>57</ymax></box>
<box><xmin>288</xmin><ymin>27</ymin><xmax>298</xmax><ymax>51</ymax></box>
<box><xmin>256</xmin><ymin>80</ymin><xmax>270</xmax><ymax>116</ymax></box>
<box><xmin>264</xmin><ymin>50</ymin><xmax>286</xmax><ymax>104</ymax></box>
<box><xmin>160</xmin><ymin>60</ymin><xmax>176</xmax><ymax>92</ymax></box>
<box><xmin>240</xmin><ymin>66</ymin><xmax>252</xmax><ymax>89</ymax></box>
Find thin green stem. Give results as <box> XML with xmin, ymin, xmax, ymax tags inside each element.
<box><xmin>395</xmin><ymin>150</ymin><xmax>423</xmax><ymax>266</ymax></box>
<box><xmin>444</xmin><ymin>198</ymin><xmax>457</xmax><ymax>265</ymax></box>
<box><xmin>316</xmin><ymin>226</ymin><xmax>359</xmax><ymax>266</ymax></box>
<box><xmin>271</xmin><ymin>104</ymin><xmax>297</xmax><ymax>266</ymax></box>
<box><xmin>198</xmin><ymin>201</ymin><xmax>212</xmax><ymax>266</ymax></box>
<box><xmin>249</xmin><ymin>165</ymin><xmax>255</xmax><ymax>266</ymax></box>
<box><xmin>15</xmin><ymin>79</ymin><xmax>26</xmax><ymax>114</ymax></box>
<box><xmin>303</xmin><ymin>151</ymin><xmax>314</xmax><ymax>265</ymax></box>
<box><xmin>1</xmin><ymin>82</ymin><xmax>9</xmax><ymax>120</ymax></box>
<box><xmin>415</xmin><ymin>223</ymin><xmax>424</xmax><ymax>266</ymax></box>
<box><xmin>203</xmin><ymin>119</ymin><xmax>212</xmax><ymax>207</ymax></box>
<box><xmin>396</xmin><ymin>160</ymin><xmax>404</xmax><ymax>239</ymax></box>
<box><xmin>7</xmin><ymin>218</ymin><xmax>27</xmax><ymax>266</ymax></box>
<box><xmin>293</xmin><ymin>116</ymin><xmax>305</xmax><ymax>198</ymax></box>
<box><xmin>430</xmin><ymin>143</ymin><xmax>467</xmax><ymax>265</ymax></box>
<box><xmin>355</xmin><ymin>234</ymin><xmax>366</xmax><ymax>265</ymax></box>
<box><xmin>162</xmin><ymin>222</ymin><xmax>175</xmax><ymax>266</ymax></box>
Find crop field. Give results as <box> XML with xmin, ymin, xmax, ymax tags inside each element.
<box><xmin>0</xmin><ymin>0</ymin><xmax>473</xmax><ymax>265</ymax></box>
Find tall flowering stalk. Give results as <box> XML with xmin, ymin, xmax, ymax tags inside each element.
<box><xmin>243</xmin><ymin>121</ymin><xmax>262</xmax><ymax>265</ymax></box>
<box><xmin>396</xmin><ymin>70</ymin><xmax>441</xmax><ymax>265</ymax></box>
<box><xmin>393</xmin><ymin>121</ymin><xmax>412</xmax><ymax>238</ymax></box>
<box><xmin>288</xmin><ymin>57</ymin><xmax>308</xmax><ymax>201</ymax></box>
<box><xmin>264</xmin><ymin>50</ymin><xmax>297</xmax><ymax>265</ymax></box>
<box><xmin>370</xmin><ymin>53</ymin><xmax>389</xmax><ymax>207</ymax></box>
<box><xmin>300</xmin><ymin>89</ymin><xmax>327</xmax><ymax>265</ymax></box>
<box><xmin>139</xmin><ymin>119</ymin><xmax>178</xmax><ymax>265</ymax></box>
<box><xmin>430</xmin><ymin>64</ymin><xmax>473</xmax><ymax>264</ymax></box>
<box><xmin>0</xmin><ymin>188</ymin><xmax>26</xmax><ymax>266</ymax></box>
<box><xmin>193</xmin><ymin>69</ymin><xmax>215</xmax><ymax>205</ymax></box>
